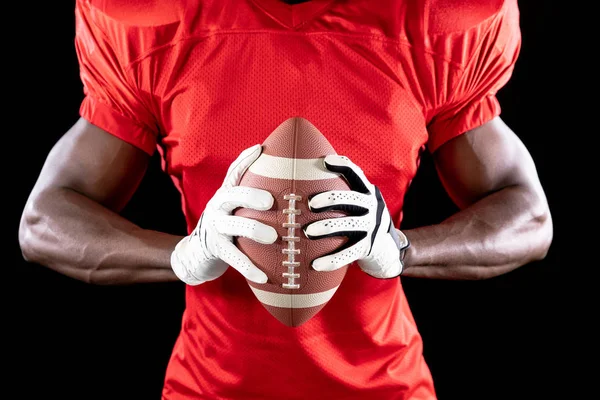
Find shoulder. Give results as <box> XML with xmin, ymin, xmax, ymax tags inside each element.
<box><xmin>75</xmin><ymin>0</ymin><xmax>199</xmax><ymax>65</ymax></box>
<box><xmin>401</xmin><ymin>0</ymin><xmax>520</xmax><ymax>67</ymax></box>
<box><xmin>422</xmin><ymin>0</ymin><xmax>514</xmax><ymax>35</ymax></box>
<box><xmin>77</xmin><ymin>0</ymin><xmax>189</xmax><ymax>27</ymax></box>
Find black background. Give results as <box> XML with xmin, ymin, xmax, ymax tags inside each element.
<box><xmin>8</xmin><ymin>2</ymin><xmax>568</xmax><ymax>400</ymax></box>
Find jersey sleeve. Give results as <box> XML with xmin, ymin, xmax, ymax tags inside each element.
<box><xmin>425</xmin><ymin>1</ymin><xmax>521</xmax><ymax>153</ymax></box>
<box><xmin>74</xmin><ymin>0</ymin><xmax>158</xmax><ymax>155</ymax></box>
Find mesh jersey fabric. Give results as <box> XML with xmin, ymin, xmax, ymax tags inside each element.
<box><xmin>74</xmin><ymin>0</ymin><xmax>521</xmax><ymax>398</ymax></box>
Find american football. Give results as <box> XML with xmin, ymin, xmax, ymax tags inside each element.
<box><xmin>234</xmin><ymin>117</ymin><xmax>351</xmax><ymax>327</ymax></box>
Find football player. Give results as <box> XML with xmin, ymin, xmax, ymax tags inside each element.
<box><xmin>19</xmin><ymin>0</ymin><xmax>552</xmax><ymax>398</ymax></box>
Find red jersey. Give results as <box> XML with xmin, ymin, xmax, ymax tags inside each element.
<box><xmin>74</xmin><ymin>0</ymin><xmax>521</xmax><ymax>398</ymax></box>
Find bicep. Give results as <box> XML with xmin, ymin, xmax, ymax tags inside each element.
<box><xmin>432</xmin><ymin>116</ymin><xmax>544</xmax><ymax>209</ymax></box>
<box><xmin>31</xmin><ymin>117</ymin><xmax>150</xmax><ymax>212</ymax></box>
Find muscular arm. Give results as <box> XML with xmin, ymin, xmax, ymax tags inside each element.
<box><xmin>18</xmin><ymin>118</ymin><xmax>182</xmax><ymax>284</ymax></box>
<box><xmin>401</xmin><ymin>117</ymin><xmax>553</xmax><ymax>280</ymax></box>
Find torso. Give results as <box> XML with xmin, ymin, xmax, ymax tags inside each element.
<box><xmin>77</xmin><ymin>1</ymin><xmax>514</xmax><ymax>398</ymax></box>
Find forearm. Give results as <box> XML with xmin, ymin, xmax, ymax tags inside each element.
<box><xmin>401</xmin><ymin>185</ymin><xmax>552</xmax><ymax>280</ymax></box>
<box><xmin>19</xmin><ymin>187</ymin><xmax>183</xmax><ymax>285</ymax></box>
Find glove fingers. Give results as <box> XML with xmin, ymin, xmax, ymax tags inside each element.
<box><xmin>215</xmin><ymin>186</ymin><xmax>274</xmax><ymax>212</ymax></box>
<box><xmin>222</xmin><ymin>144</ymin><xmax>262</xmax><ymax>188</ymax></box>
<box><xmin>303</xmin><ymin>217</ymin><xmax>369</xmax><ymax>239</ymax></box>
<box><xmin>323</xmin><ymin>155</ymin><xmax>371</xmax><ymax>194</ymax></box>
<box><xmin>311</xmin><ymin>239</ymin><xmax>368</xmax><ymax>272</ymax></box>
<box><xmin>216</xmin><ymin>215</ymin><xmax>278</xmax><ymax>244</ymax></box>
<box><xmin>216</xmin><ymin>239</ymin><xmax>268</xmax><ymax>284</ymax></box>
<box><xmin>308</xmin><ymin>190</ymin><xmax>371</xmax><ymax>214</ymax></box>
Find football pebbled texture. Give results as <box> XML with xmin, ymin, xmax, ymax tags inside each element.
<box><xmin>234</xmin><ymin>117</ymin><xmax>351</xmax><ymax>327</ymax></box>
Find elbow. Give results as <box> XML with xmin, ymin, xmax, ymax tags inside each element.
<box><xmin>18</xmin><ymin>204</ymin><xmax>43</xmax><ymax>265</ymax></box>
<box><xmin>489</xmin><ymin>202</ymin><xmax>553</xmax><ymax>278</ymax></box>
<box><xmin>19</xmin><ymin>205</ymin><xmax>96</xmax><ymax>285</ymax></box>
<box><xmin>19</xmin><ymin>236</ymin><xmax>35</xmax><ymax>264</ymax></box>
<box><xmin>18</xmin><ymin>191</ymin><xmax>109</xmax><ymax>285</ymax></box>
<box><xmin>19</xmin><ymin>194</ymin><xmax>60</xmax><ymax>268</ymax></box>
<box><xmin>517</xmin><ymin>199</ymin><xmax>553</xmax><ymax>266</ymax></box>
<box><xmin>532</xmin><ymin>207</ymin><xmax>553</xmax><ymax>262</ymax></box>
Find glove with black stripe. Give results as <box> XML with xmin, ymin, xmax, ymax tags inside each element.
<box><xmin>303</xmin><ymin>155</ymin><xmax>409</xmax><ymax>279</ymax></box>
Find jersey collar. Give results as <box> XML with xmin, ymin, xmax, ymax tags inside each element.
<box><xmin>249</xmin><ymin>0</ymin><xmax>336</xmax><ymax>29</ymax></box>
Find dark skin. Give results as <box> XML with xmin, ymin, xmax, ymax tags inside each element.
<box><xmin>403</xmin><ymin>117</ymin><xmax>552</xmax><ymax>279</ymax></box>
<box><xmin>18</xmin><ymin>116</ymin><xmax>552</xmax><ymax>284</ymax></box>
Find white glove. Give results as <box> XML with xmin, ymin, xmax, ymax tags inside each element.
<box><xmin>170</xmin><ymin>144</ymin><xmax>278</xmax><ymax>285</ymax></box>
<box><xmin>303</xmin><ymin>155</ymin><xmax>410</xmax><ymax>279</ymax></box>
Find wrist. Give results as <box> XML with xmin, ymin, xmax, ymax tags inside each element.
<box><xmin>393</xmin><ymin>228</ymin><xmax>410</xmax><ymax>274</ymax></box>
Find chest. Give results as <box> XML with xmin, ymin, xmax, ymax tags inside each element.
<box><xmin>154</xmin><ymin>32</ymin><xmax>427</xmax><ymax>186</ymax></box>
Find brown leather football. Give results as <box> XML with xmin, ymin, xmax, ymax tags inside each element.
<box><xmin>234</xmin><ymin>117</ymin><xmax>351</xmax><ymax>327</ymax></box>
